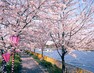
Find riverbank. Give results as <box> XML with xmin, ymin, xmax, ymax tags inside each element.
<box><xmin>25</xmin><ymin>50</ymin><xmax>92</xmax><ymax>73</ymax></box>
<box><xmin>34</xmin><ymin>49</ymin><xmax>94</xmax><ymax>72</ymax></box>
<box><xmin>25</xmin><ymin>50</ymin><xmax>62</xmax><ymax>73</ymax></box>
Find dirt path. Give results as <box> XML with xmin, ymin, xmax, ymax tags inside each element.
<box><xmin>20</xmin><ymin>53</ymin><xmax>44</xmax><ymax>73</ymax></box>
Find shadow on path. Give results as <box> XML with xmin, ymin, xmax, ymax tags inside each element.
<box><xmin>20</xmin><ymin>53</ymin><xmax>44</xmax><ymax>73</ymax></box>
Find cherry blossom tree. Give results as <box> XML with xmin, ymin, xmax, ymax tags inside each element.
<box><xmin>0</xmin><ymin>0</ymin><xmax>94</xmax><ymax>73</ymax></box>
<box><xmin>28</xmin><ymin>0</ymin><xmax>94</xmax><ymax>72</ymax></box>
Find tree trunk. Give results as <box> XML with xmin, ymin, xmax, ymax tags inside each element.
<box><xmin>41</xmin><ymin>48</ymin><xmax>43</xmax><ymax>58</ymax></box>
<box><xmin>62</xmin><ymin>53</ymin><xmax>66</xmax><ymax>73</ymax></box>
<box><xmin>34</xmin><ymin>49</ymin><xmax>35</xmax><ymax>53</ymax></box>
<box><xmin>11</xmin><ymin>52</ymin><xmax>14</xmax><ymax>73</ymax></box>
<box><xmin>11</xmin><ymin>48</ymin><xmax>15</xmax><ymax>73</ymax></box>
<box><xmin>1</xmin><ymin>49</ymin><xmax>7</xmax><ymax>73</ymax></box>
<box><xmin>62</xmin><ymin>45</ymin><xmax>67</xmax><ymax>73</ymax></box>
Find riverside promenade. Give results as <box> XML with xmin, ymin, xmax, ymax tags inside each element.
<box><xmin>20</xmin><ymin>53</ymin><xmax>48</xmax><ymax>73</ymax></box>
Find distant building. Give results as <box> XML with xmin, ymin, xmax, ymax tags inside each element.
<box><xmin>46</xmin><ymin>41</ymin><xmax>55</xmax><ymax>48</ymax></box>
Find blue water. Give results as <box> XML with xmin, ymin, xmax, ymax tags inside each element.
<box><xmin>35</xmin><ymin>50</ymin><xmax>94</xmax><ymax>72</ymax></box>
<box><xmin>65</xmin><ymin>50</ymin><xmax>94</xmax><ymax>72</ymax></box>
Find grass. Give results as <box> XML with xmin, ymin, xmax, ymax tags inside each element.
<box><xmin>0</xmin><ymin>60</ymin><xmax>1</xmax><ymax>65</ymax></box>
<box><xmin>39</xmin><ymin>60</ymin><xmax>62</xmax><ymax>73</ymax></box>
<box><xmin>25</xmin><ymin>50</ymin><xmax>62</xmax><ymax>73</ymax></box>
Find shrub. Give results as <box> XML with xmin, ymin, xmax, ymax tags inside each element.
<box><xmin>29</xmin><ymin>53</ymin><xmax>33</xmax><ymax>56</ymax></box>
<box><xmin>0</xmin><ymin>60</ymin><xmax>2</xmax><ymax>65</ymax></box>
<box><xmin>6</xmin><ymin>53</ymin><xmax>21</xmax><ymax>73</ymax></box>
<box><xmin>39</xmin><ymin>60</ymin><xmax>52</xmax><ymax>68</ymax></box>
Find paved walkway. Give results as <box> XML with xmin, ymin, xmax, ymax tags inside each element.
<box><xmin>20</xmin><ymin>53</ymin><xmax>46</xmax><ymax>73</ymax></box>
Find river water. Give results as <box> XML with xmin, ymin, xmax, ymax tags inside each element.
<box><xmin>35</xmin><ymin>49</ymin><xmax>94</xmax><ymax>72</ymax></box>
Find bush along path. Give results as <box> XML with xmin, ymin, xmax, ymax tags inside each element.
<box><xmin>0</xmin><ymin>53</ymin><xmax>21</xmax><ymax>73</ymax></box>
<box><xmin>7</xmin><ymin>53</ymin><xmax>22</xmax><ymax>73</ymax></box>
<box><xmin>25</xmin><ymin>51</ymin><xmax>62</xmax><ymax>73</ymax></box>
<box><xmin>20</xmin><ymin>52</ymin><xmax>45</xmax><ymax>73</ymax></box>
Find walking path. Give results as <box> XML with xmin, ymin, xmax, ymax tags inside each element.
<box><xmin>20</xmin><ymin>53</ymin><xmax>47</xmax><ymax>73</ymax></box>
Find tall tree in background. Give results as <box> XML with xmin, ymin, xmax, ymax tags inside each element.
<box><xmin>48</xmin><ymin>0</ymin><xmax>94</xmax><ymax>73</ymax></box>
<box><xmin>30</xmin><ymin>0</ymin><xmax>94</xmax><ymax>72</ymax></box>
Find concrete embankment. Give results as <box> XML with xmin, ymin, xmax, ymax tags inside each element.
<box><xmin>30</xmin><ymin>51</ymin><xmax>92</xmax><ymax>73</ymax></box>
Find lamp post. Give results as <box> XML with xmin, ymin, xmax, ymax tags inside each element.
<box><xmin>10</xmin><ymin>35</ymin><xmax>20</xmax><ymax>73</ymax></box>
